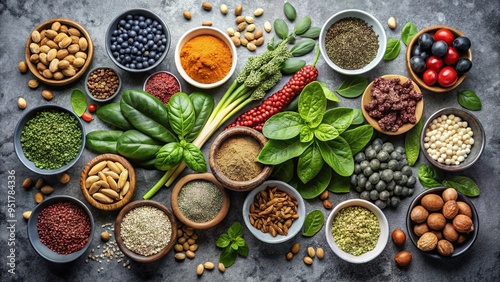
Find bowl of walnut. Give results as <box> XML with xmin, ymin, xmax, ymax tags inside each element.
<box><xmin>406</xmin><ymin>187</ymin><xmax>479</xmax><ymax>258</ymax></box>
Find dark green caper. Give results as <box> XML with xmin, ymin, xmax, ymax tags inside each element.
<box><xmin>360</xmin><ymin>160</ymin><xmax>370</xmax><ymax>170</ymax></box>
<box><xmin>390</xmin><ymin>151</ymin><xmax>402</xmax><ymax>161</ymax></box>
<box><xmin>355</xmin><ymin>185</ymin><xmax>364</xmax><ymax>193</ymax></box>
<box><xmin>394</xmin><ymin>185</ymin><xmax>403</xmax><ymax>196</ymax></box>
<box><xmin>375</xmin><ymin>180</ymin><xmax>386</xmax><ymax>192</ymax></box>
<box><xmin>354</xmin><ymin>164</ymin><xmax>362</xmax><ymax>174</ymax></box>
<box><xmin>363</xmin><ymin>167</ymin><xmax>374</xmax><ymax>177</ymax></box>
<box><xmin>375</xmin><ymin>199</ymin><xmax>387</xmax><ymax>209</ymax></box>
<box><xmin>368</xmin><ymin>172</ymin><xmax>380</xmax><ymax>184</ymax></box>
<box><xmin>395</xmin><ymin>146</ymin><xmax>405</xmax><ymax>154</ymax></box>
<box><xmin>380</xmin><ymin>169</ymin><xmax>394</xmax><ymax>182</ymax></box>
<box><xmin>376</xmin><ymin>151</ymin><xmax>390</xmax><ymax>162</ymax></box>
<box><xmin>360</xmin><ymin>191</ymin><xmax>370</xmax><ymax>200</ymax></box>
<box><xmin>396</xmin><ymin>174</ymin><xmax>408</xmax><ymax>186</ymax></box>
<box><xmin>354</xmin><ymin>152</ymin><xmax>366</xmax><ymax>163</ymax></box>
<box><xmin>369</xmin><ymin>159</ymin><xmax>380</xmax><ymax>171</ymax></box>
<box><xmin>372</xmin><ymin>143</ymin><xmax>382</xmax><ymax>153</ymax></box>
<box><xmin>365</xmin><ymin>148</ymin><xmax>377</xmax><ymax>160</ymax></box>
<box><xmin>373</xmin><ymin>138</ymin><xmax>383</xmax><ymax>146</ymax></box>
<box><xmin>382</xmin><ymin>142</ymin><xmax>394</xmax><ymax>153</ymax></box>
<box><xmin>393</xmin><ymin>171</ymin><xmax>403</xmax><ymax>181</ymax></box>
<box><xmin>380</xmin><ymin>162</ymin><xmax>388</xmax><ymax>170</ymax></box>
<box><xmin>350</xmin><ymin>174</ymin><xmax>358</xmax><ymax>186</ymax></box>
<box><xmin>369</xmin><ymin>190</ymin><xmax>379</xmax><ymax>200</ymax></box>
<box><xmin>357</xmin><ymin>175</ymin><xmax>367</xmax><ymax>188</ymax></box>
<box><xmin>390</xmin><ymin>196</ymin><xmax>400</xmax><ymax>208</ymax></box>
<box><xmin>379</xmin><ymin>190</ymin><xmax>390</xmax><ymax>201</ymax></box>
<box><xmin>408</xmin><ymin>188</ymin><xmax>414</xmax><ymax>196</ymax></box>
<box><xmin>399</xmin><ymin>159</ymin><xmax>408</xmax><ymax>169</ymax></box>
<box><xmin>365</xmin><ymin>181</ymin><xmax>373</xmax><ymax>191</ymax></box>
<box><xmin>387</xmin><ymin>180</ymin><xmax>396</xmax><ymax>190</ymax></box>
<box><xmin>388</xmin><ymin>160</ymin><xmax>399</xmax><ymax>170</ymax></box>
<box><xmin>401</xmin><ymin>165</ymin><xmax>412</xmax><ymax>176</ymax></box>
<box><xmin>407</xmin><ymin>176</ymin><xmax>417</xmax><ymax>187</ymax></box>
<box><xmin>401</xmin><ymin>187</ymin><xmax>409</xmax><ymax>197</ymax></box>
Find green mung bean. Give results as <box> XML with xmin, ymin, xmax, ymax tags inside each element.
<box><xmin>20</xmin><ymin>110</ymin><xmax>82</xmax><ymax>170</ymax></box>
<box><xmin>178</xmin><ymin>180</ymin><xmax>223</xmax><ymax>223</ymax></box>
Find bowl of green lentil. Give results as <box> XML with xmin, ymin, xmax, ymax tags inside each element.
<box><xmin>14</xmin><ymin>104</ymin><xmax>85</xmax><ymax>175</ymax></box>
<box><xmin>325</xmin><ymin>199</ymin><xmax>389</xmax><ymax>263</ymax></box>
<box><xmin>319</xmin><ymin>9</ymin><xmax>386</xmax><ymax>75</ymax></box>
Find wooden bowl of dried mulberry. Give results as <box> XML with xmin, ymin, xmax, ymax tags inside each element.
<box><xmin>25</xmin><ymin>18</ymin><xmax>94</xmax><ymax>86</ymax></box>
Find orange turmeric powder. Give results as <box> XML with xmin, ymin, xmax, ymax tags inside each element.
<box><xmin>180</xmin><ymin>35</ymin><xmax>232</xmax><ymax>84</ymax></box>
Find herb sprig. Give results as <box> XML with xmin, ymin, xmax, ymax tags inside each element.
<box><xmin>216</xmin><ymin>222</ymin><xmax>249</xmax><ymax>268</ymax></box>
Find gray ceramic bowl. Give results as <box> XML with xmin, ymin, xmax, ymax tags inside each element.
<box><xmin>420</xmin><ymin>107</ymin><xmax>485</xmax><ymax>172</ymax></box>
<box><xmin>84</xmin><ymin>66</ymin><xmax>122</xmax><ymax>102</ymax></box>
<box><xmin>14</xmin><ymin>105</ymin><xmax>85</xmax><ymax>175</ymax></box>
<box><xmin>105</xmin><ymin>9</ymin><xmax>171</xmax><ymax>72</ymax></box>
<box><xmin>27</xmin><ymin>195</ymin><xmax>95</xmax><ymax>264</ymax></box>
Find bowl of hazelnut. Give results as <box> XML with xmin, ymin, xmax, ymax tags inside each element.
<box><xmin>406</xmin><ymin>187</ymin><xmax>479</xmax><ymax>258</ymax></box>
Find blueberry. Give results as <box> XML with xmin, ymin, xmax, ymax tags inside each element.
<box><xmin>148</xmin><ymin>58</ymin><xmax>155</xmax><ymax>65</ymax></box>
<box><xmin>418</xmin><ymin>33</ymin><xmax>434</xmax><ymax>50</ymax></box>
<box><xmin>121</xmin><ymin>33</ymin><xmax>129</xmax><ymax>40</ymax></box>
<box><xmin>145</xmin><ymin>18</ymin><xmax>152</xmax><ymax>25</ymax></box>
<box><xmin>112</xmin><ymin>30</ymin><xmax>119</xmax><ymax>36</ymax></box>
<box><xmin>112</xmin><ymin>51</ymin><xmax>119</xmax><ymax>58</ymax></box>
<box><xmin>124</xmin><ymin>55</ymin><xmax>132</xmax><ymax>62</ymax></box>
<box><xmin>143</xmin><ymin>61</ymin><xmax>149</xmax><ymax>68</ymax></box>
<box><xmin>410</xmin><ymin>56</ymin><xmax>426</xmax><ymax>73</ymax></box>
<box><xmin>146</xmin><ymin>33</ymin><xmax>153</xmax><ymax>40</ymax></box>
<box><xmin>149</xmin><ymin>51</ymin><xmax>156</xmax><ymax>58</ymax></box>
<box><xmin>147</xmin><ymin>40</ymin><xmax>154</xmax><ymax>48</ymax></box>
<box><xmin>137</xmin><ymin>62</ymin><xmax>143</xmax><ymax>69</ymax></box>
<box><xmin>455</xmin><ymin>58</ymin><xmax>472</xmax><ymax>74</ymax></box>
<box><xmin>453</xmin><ymin>36</ymin><xmax>471</xmax><ymax>54</ymax></box>
<box><xmin>154</xmin><ymin>35</ymin><xmax>161</xmax><ymax>43</ymax></box>
<box><xmin>121</xmin><ymin>42</ymin><xmax>129</xmax><ymax>48</ymax></box>
<box><xmin>155</xmin><ymin>54</ymin><xmax>161</xmax><ymax>60</ymax></box>
<box><xmin>152</xmin><ymin>20</ymin><xmax>158</xmax><ymax>26</ymax></box>
<box><xmin>139</xmin><ymin>16</ymin><xmax>145</xmax><ymax>21</ymax></box>
<box><xmin>124</xmin><ymin>23</ymin><xmax>131</xmax><ymax>30</ymax></box>
<box><xmin>119</xmin><ymin>48</ymin><xmax>125</xmax><ymax>54</ymax></box>
<box><xmin>110</xmin><ymin>44</ymin><xmax>117</xmax><ymax>51</ymax></box>
<box><xmin>126</xmin><ymin>15</ymin><xmax>133</xmax><ymax>20</ymax></box>
<box><xmin>157</xmin><ymin>25</ymin><xmax>163</xmax><ymax>31</ymax></box>
<box><xmin>116</xmin><ymin>37</ymin><xmax>124</xmax><ymax>44</ymax></box>
<box><xmin>128</xmin><ymin>30</ymin><xmax>137</xmax><ymax>37</ymax></box>
<box><xmin>431</xmin><ymin>40</ymin><xmax>448</xmax><ymax>57</ymax></box>
<box><xmin>119</xmin><ymin>19</ymin><xmax>126</xmax><ymax>26</ymax></box>
<box><xmin>139</xmin><ymin>21</ymin><xmax>147</xmax><ymax>28</ymax></box>
<box><xmin>129</xmin><ymin>63</ymin><xmax>136</xmax><ymax>69</ymax></box>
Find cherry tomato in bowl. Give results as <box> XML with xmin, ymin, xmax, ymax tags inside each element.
<box><xmin>434</xmin><ymin>28</ymin><xmax>455</xmax><ymax>46</ymax></box>
<box><xmin>426</xmin><ymin>56</ymin><xmax>443</xmax><ymax>72</ymax></box>
<box><xmin>437</xmin><ymin>66</ymin><xmax>458</xmax><ymax>87</ymax></box>
<box><xmin>423</xmin><ymin>69</ymin><xmax>438</xmax><ymax>86</ymax></box>
<box><xmin>444</xmin><ymin>47</ymin><xmax>460</xmax><ymax>66</ymax></box>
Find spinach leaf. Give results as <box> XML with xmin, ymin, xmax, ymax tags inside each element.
<box><xmin>71</xmin><ymin>89</ymin><xmax>87</xmax><ymax>117</ymax></box>
<box><xmin>182</xmin><ymin>142</ymin><xmax>207</xmax><ymax>172</ymax></box>
<box><xmin>280</xmin><ymin>58</ymin><xmax>306</xmax><ymax>75</ymax></box>
<box><xmin>318</xmin><ymin>137</ymin><xmax>354</xmax><ymax>177</ymax></box>
<box><xmin>120</xmin><ymin>90</ymin><xmax>177</xmax><ymax>143</ymax></box>
<box><xmin>184</xmin><ymin>92</ymin><xmax>214</xmax><ymax>142</ymax></box>
<box><xmin>297</xmin><ymin>143</ymin><xmax>324</xmax><ymax>184</ymax></box>
<box><xmin>284</xmin><ymin>2</ymin><xmax>297</xmax><ymax>21</ymax></box>
<box><xmin>274</xmin><ymin>19</ymin><xmax>289</xmax><ymax>40</ymax></box>
<box><xmin>290</xmin><ymin>38</ymin><xmax>315</xmax><ymax>57</ymax></box>
<box><xmin>335</xmin><ymin>76</ymin><xmax>368</xmax><ymax>98</ymax></box>
<box><xmin>258</xmin><ymin>137</ymin><xmax>313</xmax><ymax>165</ymax></box>
<box><xmin>302</xmin><ymin>210</ymin><xmax>324</xmax><ymax>237</ymax></box>
<box><xmin>294</xmin><ymin>165</ymin><xmax>332</xmax><ymax>199</ymax></box>
<box><xmin>340</xmin><ymin>125</ymin><xmax>374</xmax><ymax>155</ymax></box>
<box><xmin>271</xmin><ymin>159</ymin><xmax>295</xmax><ymax>182</ymax></box>
<box><xmin>401</xmin><ymin>22</ymin><xmax>418</xmax><ymax>45</ymax></box>
<box><xmin>262</xmin><ymin>112</ymin><xmax>303</xmax><ymax>140</ymax></box>
<box><xmin>458</xmin><ymin>90</ymin><xmax>482</xmax><ymax>111</ymax></box>
<box><xmin>300</xmin><ymin>125</ymin><xmax>314</xmax><ymax>143</ymax></box>
<box><xmin>319</xmin><ymin>82</ymin><xmax>340</xmax><ymax>102</ymax></box>
<box><xmin>405</xmin><ymin>119</ymin><xmax>423</xmax><ymax>166</ymax></box>
<box><xmin>313</xmin><ymin>124</ymin><xmax>339</xmax><ymax>141</ymax></box>
<box><xmin>155</xmin><ymin>142</ymin><xmax>184</xmax><ymax>171</ymax></box>
<box><xmin>351</xmin><ymin>108</ymin><xmax>365</xmax><ymax>125</ymax></box>
<box><xmin>322</xmin><ymin>108</ymin><xmax>354</xmax><ymax>134</ymax></box>
<box><xmin>294</xmin><ymin>17</ymin><xmax>312</xmax><ymax>36</ymax></box>
<box><xmin>85</xmin><ymin>130</ymin><xmax>123</xmax><ymax>154</ymax></box>
<box><xmin>96</xmin><ymin>103</ymin><xmax>134</xmax><ymax>130</ymax></box>
<box><xmin>418</xmin><ymin>164</ymin><xmax>443</xmax><ymax>189</ymax></box>
<box><xmin>300</xmin><ymin>27</ymin><xmax>321</xmax><ymax>39</ymax></box>
<box><xmin>133</xmin><ymin>158</ymin><xmax>156</xmax><ymax>170</ymax></box>
<box><xmin>116</xmin><ymin>130</ymin><xmax>163</xmax><ymax>161</ymax></box>
<box><xmin>167</xmin><ymin>92</ymin><xmax>196</xmax><ymax>139</ymax></box>
<box><xmin>443</xmin><ymin>176</ymin><xmax>480</xmax><ymax>197</ymax></box>
<box><xmin>327</xmin><ymin>171</ymin><xmax>351</xmax><ymax>193</ymax></box>
<box><xmin>384</xmin><ymin>38</ymin><xmax>401</xmax><ymax>61</ymax></box>
<box><xmin>299</xmin><ymin>81</ymin><xmax>326</xmax><ymax>128</ymax></box>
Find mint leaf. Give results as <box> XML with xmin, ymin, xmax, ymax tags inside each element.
<box><xmin>237</xmin><ymin>242</ymin><xmax>249</xmax><ymax>257</ymax></box>
<box><xmin>220</xmin><ymin>247</ymin><xmax>237</xmax><ymax>267</ymax></box>
<box><xmin>227</xmin><ymin>222</ymin><xmax>243</xmax><ymax>239</ymax></box>
<box><xmin>216</xmin><ymin>234</ymin><xmax>231</xmax><ymax>248</ymax></box>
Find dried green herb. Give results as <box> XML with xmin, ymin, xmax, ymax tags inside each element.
<box><xmin>384</xmin><ymin>38</ymin><xmax>401</xmax><ymax>60</ymax></box>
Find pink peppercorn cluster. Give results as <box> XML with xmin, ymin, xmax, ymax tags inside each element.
<box><xmin>144</xmin><ymin>72</ymin><xmax>181</xmax><ymax>104</ymax></box>
<box><xmin>364</xmin><ymin>77</ymin><xmax>422</xmax><ymax>132</ymax></box>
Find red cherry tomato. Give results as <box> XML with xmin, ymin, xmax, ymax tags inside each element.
<box><xmin>443</xmin><ymin>47</ymin><xmax>460</xmax><ymax>66</ymax></box>
<box><xmin>422</xmin><ymin>69</ymin><xmax>438</xmax><ymax>86</ymax></box>
<box><xmin>437</xmin><ymin>66</ymin><xmax>458</xmax><ymax>87</ymax></box>
<box><xmin>426</xmin><ymin>56</ymin><xmax>444</xmax><ymax>72</ymax></box>
<box><xmin>82</xmin><ymin>112</ymin><xmax>93</xmax><ymax>122</ymax></box>
<box><xmin>434</xmin><ymin>29</ymin><xmax>455</xmax><ymax>46</ymax></box>
<box><xmin>87</xmin><ymin>103</ymin><xmax>97</xmax><ymax>113</ymax></box>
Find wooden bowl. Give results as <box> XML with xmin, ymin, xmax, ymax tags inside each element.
<box><xmin>406</xmin><ymin>25</ymin><xmax>472</xmax><ymax>93</ymax></box>
<box><xmin>25</xmin><ymin>18</ymin><xmax>94</xmax><ymax>86</ymax></box>
<box><xmin>171</xmin><ymin>173</ymin><xmax>230</xmax><ymax>229</ymax></box>
<box><xmin>361</xmin><ymin>74</ymin><xmax>424</xmax><ymax>135</ymax></box>
<box><xmin>80</xmin><ymin>154</ymin><xmax>136</xmax><ymax>211</ymax></box>
<box><xmin>209</xmin><ymin>126</ymin><xmax>273</xmax><ymax>192</ymax></box>
<box><xmin>115</xmin><ymin>200</ymin><xmax>177</xmax><ymax>263</ymax></box>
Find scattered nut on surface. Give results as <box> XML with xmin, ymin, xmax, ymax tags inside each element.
<box><xmin>183</xmin><ymin>10</ymin><xmax>192</xmax><ymax>20</ymax></box>
<box><xmin>286</xmin><ymin>252</ymin><xmax>294</xmax><ymax>260</ymax></box>
<box><xmin>303</xmin><ymin>256</ymin><xmax>313</xmax><ymax>265</ymax></box>
<box><xmin>202</xmin><ymin>2</ymin><xmax>212</xmax><ymax>11</ymax></box>
<box><xmin>254</xmin><ymin>8</ymin><xmax>264</xmax><ymax>17</ymax></box>
<box><xmin>60</xmin><ymin>172</ymin><xmax>70</xmax><ymax>184</ymax></box>
<box><xmin>322</xmin><ymin>199</ymin><xmax>333</xmax><ymax>209</ymax></box>
<box><xmin>18</xmin><ymin>97</ymin><xmax>27</xmax><ymax>109</ymax></box>
<box><xmin>28</xmin><ymin>79</ymin><xmax>39</xmax><ymax>89</ymax></box>
<box><xmin>196</xmin><ymin>264</ymin><xmax>204</xmax><ymax>275</ymax></box>
<box><xmin>41</xmin><ymin>89</ymin><xmax>54</xmax><ymax>100</ymax></box>
<box><xmin>23</xmin><ymin>211</ymin><xmax>32</xmax><ymax>220</ymax></box>
<box><xmin>394</xmin><ymin>250</ymin><xmax>412</xmax><ymax>267</ymax></box>
<box><xmin>202</xmin><ymin>21</ymin><xmax>213</xmax><ymax>26</ymax></box>
<box><xmin>218</xmin><ymin>262</ymin><xmax>225</xmax><ymax>272</ymax></box>
<box><xmin>388</xmin><ymin>17</ymin><xmax>397</xmax><ymax>29</ymax></box>
<box><xmin>203</xmin><ymin>262</ymin><xmax>215</xmax><ymax>270</ymax></box>
<box><xmin>19</xmin><ymin>61</ymin><xmax>28</xmax><ymax>73</ymax></box>
<box><xmin>316</xmin><ymin>247</ymin><xmax>325</xmax><ymax>259</ymax></box>
<box><xmin>35</xmin><ymin>178</ymin><xmax>44</xmax><ymax>189</ymax></box>
<box><xmin>264</xmin><ymin>21</ymin><xmax>272</xmax><ymax>33</ymax></box>
<box><xmin>307</xmin><ymin>246</ymin><xmax>315</xmax><ymax>258</ymax></box>
<box><xmin>22</xmin><ymin>177</ymin><xmax>33</xmax><ymax>189</ymax></box>
<box><xmin>291</xmin><ymin>242</ymin><xmax>300</xmax><ymax>254</ymax></box>
<box><xmin>34</xmin><ymin>192</ymin><xmax>44</xmax><ymax>203</ymax></box>
<box><xmin>101</xmin><ymin>230</ymin><xmax>111</xmax><ymax>242</ymax></box>
<box><xmin>220</xmin><ymin>4</ymin><xmax>228</xmax><ymax>14</ymax></box>
<box><xmin>40</xmin><ymin>185</ymin><xmax>54</xmax><ymax>195</ymax></box>
<box><xmin>235</xmin><ymin>4</ymin><xmax>243</xmax><ymax>16</ymax></box>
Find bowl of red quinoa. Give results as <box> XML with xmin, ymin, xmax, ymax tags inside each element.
<box><xmin>27</xmin><ymin>195</ymin><xmax>94</xmax><ymax>264</ymax></box>
<box><xmin>143</xmin><ymin>70</ymin><xmax>181</xmax><ymax>104</ymax></box>
<box><xmin>85</xmin><ymin>66</ymin><xmax>122</xmax><ymax>102</ymax></box>
<box><xmin>115</xmin><ymin>200</ymin><xmax>177</xmax><ymax>263</ymax></box>
<box><xmin>361</xmin><ymin>74</ymin><xmax>424</xmax><ymax>135</ymax></box>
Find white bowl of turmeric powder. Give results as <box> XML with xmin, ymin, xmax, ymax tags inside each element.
<box><xmin>175</xmin><ymin>26</ymin><xmax>237</xmax><ymax>89</ymax></box>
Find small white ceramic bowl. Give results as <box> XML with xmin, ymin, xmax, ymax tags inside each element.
<box><xmin>243</xmin><ymin>180</ymin><xmax>305</xmax><ymax>244</ymax></box>
<box><xmin>319</xmin><ymin>9</ymin><xmax>386</xmax><ymax>75</ymax></box>
<box><xmin>325</xmin><ymin>199</ymin><xmax>389</xmax><ymax>263</ymax></box>
<box><xmin>175</xmin><ymin>26</ymin><xmax>237</xmax><ymax>89</ymax></box>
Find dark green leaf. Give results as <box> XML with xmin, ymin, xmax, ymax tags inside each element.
<box><xmin>327</xmin><ymin>171</ymin><xmax>351</xmax><ymax>193</ymax></box>
<box><xmin>443</xmin><ymin>176</ymin><xmax>480</xmax><ymax>197</ymax></box>
<box><xmin>295</xmin><ymin>165</ymin><xmax>332</xmax><ymax>199</ymax></box>
<box><xmin>85</xmin><ymin>130</ymin><xmax>123</xmax><ymax>154</ymax></box>
<box><xmin>258</xmin><ymin>137</ymin><xmax>313</xmax><ymax>165</ymax></box>
<box><xmin>405</xmin><ymin>119</ymin><xmax>424</xmax><ymax>166</ymax></box>
<box><xmin>319</xmin><ymin>82</ymin><xmax>340</xmax><ymax>102</ymax></box>
<box><xmin>184</xmin><ymin>92</ymin><xmax>214</xmax><ymax>142</ymax></box>
<box><xmin>274</xmin><ymin>19</ymin><xmax>289</xmax><ymax>40</ymax></box>
<box><xmin>182</xmin><ymin>143</ymin><xmax>207</xmax><ymax>172</ymax></box>
<box><xmin>228</xmin><ymin>222</ymin><xmax>244</xmax><ymax>239</ymax></box>
<box><xmin>271</xmin><ymin>159</ymin><xmax>295</xmax><ymax>182</ymax></box>
<box><xmin>220</xmin><ymin>247</ymin><xmax>237</xmax><ymax>267</ymax></box>
<box><xmin>236</xmin><ymin>242</ymin><xmax>249</xmax><ymax>257</ymax></box>
<box><xmin>294</xmin><ymin>17</ymin><xmax>311</xmax><ymax>35</ymax></box>
<box><xmin>297</xmin><ymin>143</ymin><xmax>324</xmax><ymax>184</ymax></box>
<box><xmin>132</xmin><ymin>158</ymin><xmax>156</xmax><ymax>170</ymax></box>
<box><xmin>340</xmin><ymin>125</ymin><xmax>374</xmax><ymax>155</ymax></box>
<box><xmin>155</xmin><ymin>142</ymin><xmax>184</xmax><ymax>171</ymax></box>
<box><xmin>216</xmin><ymin>234</ymin><xmax>231</xmax><ymax>248</ymax></box>
<box><xmin>96</xmin><ymin>103</ymin><xmax>134</xmax><ymax>130</ymax></box>
<box><xmin>318</xmin><ymin>137</ymin><xmax>354</xmax><ymax>177</ymax></box>
<box><xmin>280</xmin><ymin>58</ymin><xmax>306</xmax><ymax>74</ymax></box>
<box><xmin>300</xmin><ymin>125</ymin><xmax>314</xmax><ymax>143</ymax></box>
<box><xmin>351</xmin><ymin>108</ymin><xmax>365</xmax><ymax>125</ymax></box>
<box><xmin>71</xmin><ymin>89</ymin><xmax>87</xmax><ymax>117</ymax></box>
<box><xmin>290</xmin><ymin>38</ymin><xmax>315</xmax><ymax>57</ymax></box>
<box><xmin>300</xmin><ymin>27</ymin><xmax>321</xmax><ymax>39</ymax></box>
<box><xmin>116</xmin><ymin>130</ymin><xmax>163</xmax><ymax>161</ymax></box>
<box><xmin>231</xmin><ymin>242</ymin><xmax>239</xmax><ymax>251</ymax></box>
<box><xmin>458</xmin><ymin>90</ymin><xmax>482</xmax><ymax>111</ymax></box>
<box><xmin>302</xmin><ymin>210</ymin><xmax>324</xmax><ymax>237</ymax></box>
<box><xmin>314</xmin><ymin>124</ymin><xmax>339</xmax><ymax>141</ymax></box>
<box><xmin>299</xmin><ymin>81</ymin><xmax>326</xmax><ymax>127</ymax></box>
<box><xmin>284</xmin><ymin>2</ymin><xmax>297</xmax><ymax>21</ymax></box>
<box><xmin>267</xmin><ymin>36</ymin><xmax>276</xmax><ymax>51</ymax></box>
<box><xmin>234</xmin><ymin>237</ymin><xmax>246</xmax><ymax>247</ymax></box>
<box><xmin>335</xmin><ymin>76</ymin><xmax>368</xmax><ymax>98</ymax></box>
<box><xmin>322</xmin><ymin>108</ymin><xmax>354</xmax><ymax>134</ymax></box>
<box><xmin>262</xmin><ymin>112</ymin><xmax>304</xmax><ymax>140</ymax></box>
<box><xmin>167</xmin><ymin>92</ymin><xmax>196</xmax><ymax>139</ymax></box>
<box><xmin>401</xmin><ymin>22</ymin><xmax>418</xmax><ymax>45</ymax></box>
<box><xmin>384</xmin><ymin>38</ymin><xmax>401</xmax><ymax>61</ymax></box>
<box><xmin>418</xmin><ymin>164</ymin><xmax>443</xmax><ymax>189</ymax></box>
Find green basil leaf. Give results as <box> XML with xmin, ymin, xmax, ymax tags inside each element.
<box><xmin>258</xmin><ymin>137</ymin><xmax>313</xmax><ymax>165</ymax></box>
<box><xmin>290</xmin><ymin>38</ymin><xmax>315</xmax><ymax>57</ymax></box>
<box><xmin>167</xmin><ymin>92</ymin><xmax>196</xmax><ymax>139</ymax></box>
<box><xmin>271</xmin><ymin>159</ymin><xmax>295</xmax><ymax>182</ymax></box>
<box><xmin>340</xmin><ymin>125</ymin><xmax>374</xmax><ymax>155</ymax></box>
<box><xmin>96</xmin><ymin>103</ymin><xmax>134</xmax><ymax>130</ymax></box>
<box><xmin>132</xmin><ymin>158</ymin><xmax>156</xmax><ymax>170</ymax></box>
<box><xmin>299</xmin><ymin>81</ymin><xmax>326</xmax><ymax>127</ymax></box>
<box><xmin>155</xmin><ymin>142</ymin><xmax>184</xmax><ymax>171</ymax></box>
<box><xmin>236</xmin><ymin>242</ymin><xmax>249</xmax><ymax>257</ymax></box>
<box><xmin>116</xmin><ymin>130</ymin><xmax>163</xmax><ymax>161</ymax></box>
<box><xmin>314</xmin><ymin>124</ymin><xmax>339</xmax><ymax>141</ymax></box>
<box><xmin>274</xmin><ymin>19</ymin><xmax>289</xmax><ymax>40</ymax></box>
<box><xmin>220</xmin><ymin>247</ymin><xmax>237</xmax><ymax>267</ymax></box>
<box><xmin>297</xmin><ymin>143</ymin><xmax>324</xmax><ymax>184</ymax></box>
<box><xmin>335</xmin><ymin>76</ymin><xmax>368</xmax><ymax>98</ymax></box>
<box><xmin>458</xmin><ymin>90</ymin><xmax>482</xmax><ymax>111</ymax></box>
<box><xmin>120</xmin><ymin>90</ymin><xmax>178</xmax><ymax>143</ymax></box>
<box><xmin>294</xmin><ymin>165</ymin><xmax>332</xmax><ymax>199</ymax></box>
<box><xmin>300</xmin><ymin>125</ymin><xmax>314</xmax><ymax>143</ymax></box>
<box><xmin>405</xmin><ymin>119</ymin><xmax>424</xmax><ymax>166</ymax></box>
<box><xmin>182</xmin><ymin>143</ymin><xmax>207</xmax><ymax>172</ymax></box>
<box><xmin>71</xmin><ymin>89</ymin><xmax>87</xmax><ymax>117</ymax></box>
<box><xmin>384</xmin><ymin>38</ymin><xmax>401</xmax><ymax>61</ymax></box>
<box><xmin>216</xmin><ymin>234</ymin><xmax>231</xmax><ymax>248</ymax></box>
<box><xmin>284</xmin><ymin>2</ymin><xmax>297</xmax><ymax>21</ymax></box>
<box><xmin>85</xmin><ymin>130</ymin><xmax>123</xmax><ymax>154</ymax></box>
<box><xmin>294</xmin><ymin>17</ymin><xmax>311</xmax><ymax>35</ymax></box>
<box><xmin>302</xmin><ymin>210</ymin><xmax>325</xmax><ymax>237</ymax></box>
<box><xmin>401</xmin><ymin>22</ymin><xmax>418</xmax><ymax>45</ymax></box>
<box><xmin>351</xmin><ymin>108</ymin><xmax>365</xmax><ymax>125</ymax></box>
<box><xmin>228</xmin><ymin>222</ymin><xmax>244</xmax><ymax>239</ymax></box>
<box><xmin>280</xmin><ymin>58</ymin><xmax>306</xmax><ymax>74</ymax></box>
<box><xmin>231</xmin><ymin>242</ymin><xmax>239</xmax><ymax>251</ymax></box>
<box><xmin>418</xmin><ymin>164</ymin><xmax>443</xmax><ymax>189</ymax></box>
<box><xmin>323</xmin><ymin>108</ymin><xmax>354</xmax><ymax>134</ymax></box>
<box><xmin>300</xmin><ymin>27</ymin><xmax>321</xmax><ymax>39</ymax></box>
<box><xmin>262</xmin><ymin>112</ymin><xmax>304</xmax><ymax>140</ymax></box>
<box><xmin>319</xmin><ymin>82</ymin><xmax>340</xmax><ymax>102</ymax></box>
<box><xmin>234</xmin><ymin>237</ymin><xmax>246</xmax><ymax>247</ymax></box>
<box><xmin>444</xmin><ymin>176</ymin><xmax>480</xmax><ymax>197</ymax></box>
<box><xmin>184</xmin><ymin>92</ymin><xmax>214</xmax><ymax>142</ymax></box>
<box><xmin>318</xmin><ymin>137</ymin><xmax>354</xmax><ymax>176</ymax></box>
<box><xmin>327</xmin><ymin>171</ymin><xmax>351</xmax><ymax>193</ymax></box>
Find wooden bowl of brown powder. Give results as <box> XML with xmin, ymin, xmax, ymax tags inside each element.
<box><xmin>209</xmin><ymin>126</ymin><xmax>273</xmax><ymax>192</ymax></box>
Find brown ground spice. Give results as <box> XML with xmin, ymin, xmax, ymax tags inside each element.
<box><xmin>215</xmin><ymin>135</ymin><xmax>263</xmax><ymax>181</ymax></box>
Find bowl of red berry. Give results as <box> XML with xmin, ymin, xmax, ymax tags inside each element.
<box><xmin>406</xmin><ymin>26</ymin><xmax>472</xmax><ymax>93</ymax></box>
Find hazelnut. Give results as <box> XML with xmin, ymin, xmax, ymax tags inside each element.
<box><xmin>442</xmin><ymin>188</ymin><xmax>458</xmax><ymax>202</ymax></box>
<box><xmin>22</xmin><ymin>178</ymin><xmax>33</xmax><ymax>189</ymax></box>
<box><xmin>421</xmin><ymin>194</ymin><xmax>444</xmax><ymax>211</ymax></box>
<box><xmin>101</xmin><ymin>230</ymin><xmax>111</xmax><ymax>242</ymax></box>
<box><xmin>394</xmin><ymin>250</ymin><xmax>412</xmax><ymax>267</ymax></box>
<box><xmin>442</xmin><ymin>200</ymin><xmax>459</xmax><ymax>219</ymax></box>
<box><xmin>453</xmin><ymin>214</ymin><xmax>473</xmax><ymax>233</ymax></box>
<box><xmin>417</xmin><ymin>232</ymin><xmax>438</xmax><ymax>252</ymax></box>
<box><xmin>427</xmin><ymin>213</ymin><xmax>446</xmax><ymax>230</ymax></box>
<box><xmin>443</xmin><ymin>223</ymin><xmax>459</xmax><ymax>242</ymax></box>
<box><xmin>437</xmin><ymin>239</ymin><xmax>454</xmax><ymax>256</ymax></box>
<box><xmin>457</xmin><ymin>201</ymin><xmax>473</xmax><ymax>218</ymax></box>
<box><xmin>410</xmin><ymin>205</ymin><xmax>429</xmax><ymax>223</ymax></box>
<box><xmin>414</xmin><ymin>222</ymin><xmax>430</xmax><ymax>237</ymax></box>
<box><xmin>456</xmin><ymin>234</ymin><xmax>468</xmax><ymax>244</ymax></box>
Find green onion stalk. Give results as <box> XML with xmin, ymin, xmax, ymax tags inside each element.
<box><xmin>144</xmin><ymin>38</ymin><xmax>293</xmax><ymax>199</ymax></box>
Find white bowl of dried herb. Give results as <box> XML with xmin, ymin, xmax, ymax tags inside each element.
<box><xmin>319</xmin><ymin>9</ymin><xmax>386</xmax><ymax>75</ymax></box>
